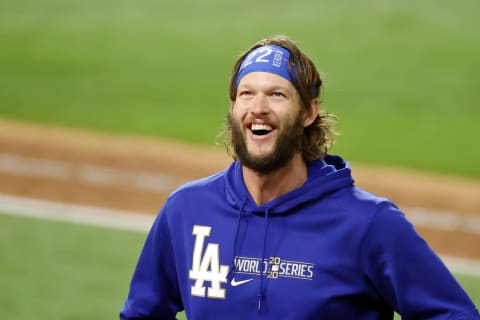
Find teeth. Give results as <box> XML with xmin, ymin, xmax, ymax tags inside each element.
<box><xmin>251</xmin><ymin>124</ymin><xmax>272</xmax><ymax>131</ymax></box>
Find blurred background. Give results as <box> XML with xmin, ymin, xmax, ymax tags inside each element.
<box><xmin>0</xmin><ymin>0</ymin><xmax>479</xmax><ymax>318</ymax></box>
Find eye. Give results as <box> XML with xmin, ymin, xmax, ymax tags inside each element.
<box><xmin>272</xmin><ymin>91</ymin><xmax>286</xmax><ymax>98</ymax></box>
<box><xmin>238</xmin><ymin>90</ymin><xmax>253</xmax><ymax>97</ymax></box>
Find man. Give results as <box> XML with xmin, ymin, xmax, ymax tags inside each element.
<box><xmin>120</xmin><ymin>35</ymin><xmax>479</xmax><ymax>319</ymax></box>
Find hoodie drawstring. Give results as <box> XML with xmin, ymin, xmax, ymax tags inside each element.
<box><xmin>258</xmin><ymin>207</ymin><xmax>270</xmax><ymax>312</ymax></box>
<box><xmin>228</xmin><ymin>198</ymin><xmax>247</xmax><ymax>281</ymax></box>
<box><xmin>228</xmin><ymin>198</ymin><xmax>270</xmax><ymax>312</ymax></box>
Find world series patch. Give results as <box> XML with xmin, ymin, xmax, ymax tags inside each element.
<box><xmin>233</xmin><ymin>256</ymin><xmax>314</xmax><ymax>280</ymax></box>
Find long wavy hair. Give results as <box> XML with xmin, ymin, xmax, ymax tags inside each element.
<box><xmin>223</xmin><ymin>35</ymin><xmax>338</xmax><ymax>162</ymax></box>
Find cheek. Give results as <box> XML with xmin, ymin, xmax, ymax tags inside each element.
<box><xmin>274</xmin><ymin>106</ymin><xmax>297</xmax><ymax>120</ymax></box>
<box><xmin>228</xmin><ymin>110</ymin><xmax>245</xmax><ymax>131</ymax></box>
<box><xmin>231</xmin><ymin>104</ymin><xmax>248</xmax><ymax>121</ymax></box>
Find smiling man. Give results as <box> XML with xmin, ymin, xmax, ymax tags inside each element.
<box><xmin>229</xmin><ymin>69</ymin><xmax>312</xmax><ymax>173</ymax></box>
<box><xmin>120</xmin><ymin>35</ymin><xmax>479</xmax><ymax>319</ymax></box>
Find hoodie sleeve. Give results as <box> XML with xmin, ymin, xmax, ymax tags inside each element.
<box><xmin>120</xmin><ymin>206</ymin><xmax>183</xmax><ymax>320</ymax></box>
<box><xmin>360</xmin><ymin>203</ymin><xmax>479</xmax><ymax>319</ymax></box>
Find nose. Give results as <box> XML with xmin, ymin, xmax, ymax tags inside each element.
<box><xmin>250</xmin><ymin>94</ymin><xmax>269</xmax><ymax>115</ymax></box>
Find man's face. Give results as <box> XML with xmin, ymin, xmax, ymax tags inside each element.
<box><xmin>229</xmin><ymin>72</ymin><xmax>305</xmax><ymax>175</ymax></box>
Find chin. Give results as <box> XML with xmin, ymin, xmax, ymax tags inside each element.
<box><xmin>247</xmin><ymin>150</ymin><xmax>274</xmax><ymax>161</ymax></box>
<box><xmin>247</xmin><ymin>141</ymin><xmax>275</xmax><ymax>154</ymax></box>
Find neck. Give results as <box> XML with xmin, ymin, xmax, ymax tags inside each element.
<box><xmin>242</xmin><ymin>153</ymin><xmax>308</xmax><ymax>206</ymax></box>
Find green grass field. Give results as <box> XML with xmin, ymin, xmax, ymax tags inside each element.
<box><xmin>0</xmin><ymin>213</ymin><xmax>143</xmax><ymax>319</ymax></box>
<box><xmin>0</xmin><ymin>212</ymin><xmax>478</xmax><ymax>319</ymax></box>
<box><xmin>1</xmin><ymin>0</ymin><xmax>479</xmax><ymax>177</ymax></box>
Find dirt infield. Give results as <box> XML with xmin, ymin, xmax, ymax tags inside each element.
<box><xmin>0</xmin><ymin>118</ymin><xmax>479</xmax><ymax>259</ymax></box>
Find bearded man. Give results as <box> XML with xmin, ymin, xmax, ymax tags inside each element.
<box><xmin>120</xmin><ymin>35</ymin><xmax>479</xmax><ymax>320</ymax></box>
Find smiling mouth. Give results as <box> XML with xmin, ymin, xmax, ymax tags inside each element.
<box><xmin>251</xmin><ymin>123</ymin><xmax>273</xmax><ymax>136</ymax></box>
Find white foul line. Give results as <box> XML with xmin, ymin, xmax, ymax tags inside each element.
<box><xmin>405</xmin><ymin>207</ymin><xmax>480</xmax><ymax>235</ymax></box>
<box><xmin>0</xmin><ymin>193</ymin><xmax>155</xmax><ymax>232</ymax></box>
<box><xmin>0</xmin><ymin>153</ymin><xmax>180</xmax><ymax>193</ymax></box>
<box><xmin>0</xmin><ymin>193</ymin><xmax>479</xmax><ymax>276</ymax></box>
<box><xmin>1</xmin><ymin>152</ymin><xmax>479</xmax><ymax>233</ymax></box>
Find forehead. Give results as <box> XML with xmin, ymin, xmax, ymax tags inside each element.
<box><xmin>237</xmin><ymin>72</ymin><xmax>296</xmax><ymax>91</ymax></box>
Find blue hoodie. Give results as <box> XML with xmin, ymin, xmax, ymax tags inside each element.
<box><xmin>120</xmin><ymin>155</ymin><xmax>479</xmax><ymax>319</ymax></box>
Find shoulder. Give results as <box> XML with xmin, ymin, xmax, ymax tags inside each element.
<box><xmin>347</xmin><ymin>187</ymin><xmax>417</xmax><ymax>253</ymax></box>
<box><xmin>331</xmin><ymin>185</ymin><xmax>400</xmax><ymax>220</ymax></box>
<box><xmin>160</xmin><ymin>169</ymin><xmax>228</xmax><ymax>214</ymax></box>
<box><xmin>176</xmin><ymin>170</ymin><xmax>226</xmax><ymax>193</ymax></box>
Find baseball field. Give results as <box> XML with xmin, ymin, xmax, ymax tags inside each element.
<box><xmin>0</xmin><ymin>0</ymin><xmax>479</xmax><ymax>318</ymax></box>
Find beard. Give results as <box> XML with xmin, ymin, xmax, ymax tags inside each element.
<box><xmin>228</xmin><ymin>113</ymin><xmax>304</xmax><ymax>175</ymax></box>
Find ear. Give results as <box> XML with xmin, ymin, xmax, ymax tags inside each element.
<box><xmin>302</xmin><ymin>99</ymin><xmax>319</xmax><ymax>127</ymax></box>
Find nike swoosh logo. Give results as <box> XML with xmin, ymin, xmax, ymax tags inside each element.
<box><xmin>230</xmin><ymin>278</ymin><xmax>254</xmax><ymax>287</ymax></box>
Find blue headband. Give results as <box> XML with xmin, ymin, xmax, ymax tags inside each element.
<box><xmin>235</xmin><ymin>45</ymin><xmax>296</xmax><ymax>87</ymax></box>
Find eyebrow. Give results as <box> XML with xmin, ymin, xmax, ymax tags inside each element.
<box><xmin>237</xmin><ymin>83</ymin><xmax>291</xmax><ymax>92</ymax></box>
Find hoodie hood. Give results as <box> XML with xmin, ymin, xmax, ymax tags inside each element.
<box><xmin>225</xmin><ymin>154</ymin><xmax>355</xmax><ymax>311</ymax></box>
<box><xmin>225</xmin><ymin>154</ymin><xmax>354</xmax><ymax>215</ymax></box>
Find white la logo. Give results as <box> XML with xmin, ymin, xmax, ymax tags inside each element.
<box><xmin>189</xmin><ymin>225</ymin><xmax>229</xmax><ymax>299</ymax></box>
